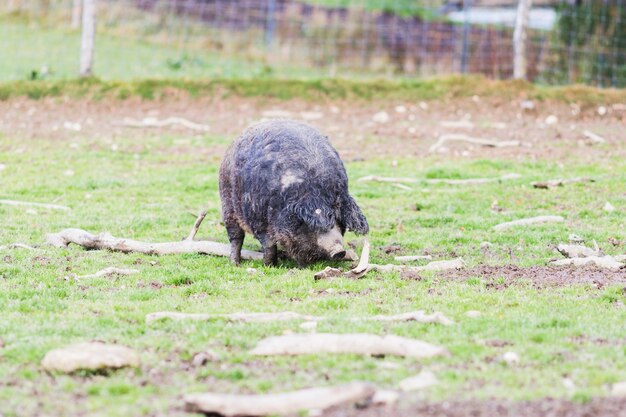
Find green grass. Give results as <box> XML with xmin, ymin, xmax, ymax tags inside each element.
<box><xmin>0</xmin><ymin>19</ymin><xmax>330</xmax><ymax>82</ymax></box>
<box><xmin>1</xmin><ymin>125</ymin><xmax>625</xmax><ymax>416</ymax></box>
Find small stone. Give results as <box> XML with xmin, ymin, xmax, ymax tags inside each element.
<box><xmin>300</xmin><ymin>321</ymin><xmax>317</xmax><ymax>330</ymax></box>
<box><xmin>192</xmin><ymin>350</ymin><xmax>219</xmax><ymax>367</ymax></box>
<box><xmin>63</xmin><ymin>121</ymin><xmax>82</xmax><ymax>131</ymax></box>
<box><xmin>246</xmin><ymin>267</ymin><xmax>258</xmax><ymax>275</ymax></box>
<box><xmin>611</xmin><ymin>381</ymin><xmax>626</xmax><ymax>397</ymax></box>
<box><xmin>569</xmin><ymin>234</ymin><xmax>584</xmax><ymax>244</ymax></box>
<box><xmin>371</xmin><ymin>389</ymin><xmax>400</xmax><ymax>406</ymax></box>
<box><xmin>418</xmin><ymin>102</ymin><xmax>429</xmax><ymax>110</ymax></box>
<box><xmin>520</xmin><ymin>100</ymin><xmax>535</xmax><ymax>111</ymax></box>
<box><xmin>399</xmin><ymin>370</ymin><xmax>438</xmax><ymax>391</ymax></box>
<box><xmin>25</xmin><ymin>209</ymin><xmax>37</xmax><ymax>215</ymax></box>
<box><xmin>465</xmin><ymin>310</ymin><xmax>481</xmax><ymax>318</ymax></box>
<box><xmin>377</xmin><ymin>361</ymin><xmax>402</xmax><ymax>370</ymax></box>
<box><xmin>300</xmin><ymin>111</ymin><xmax>323</xmax><ymax>121</ymax></box>
<box><xmin>597</xmin><ymin>106</ymin><xmax>608</xmax><ymax>116</ymax></box>
<box><xmin>394</xmin><ymin>105</ymin><xmax>407</xmax><ymax>114</ymax></box>
<box><xmin>501</xmin><ymin>351</ymin><xmax>520</xmax><ymax>365</ymax></box>
<box><xmin>545</xmin><ymin>115</ymin><xmax>558</xmax><ymax>125</ymax></box>
<box><xmin>372</xmin><ymin>111</ymin><xmax>390</xmax><ymax>124</ymax></box>
<box><xmin>64</xmin><ymin>170</ymin><xmax>74</xmax><ymax>176</ymax></box>
<box><xmin>0</xmin><ymin>164</ymin><xmax>5</xmax><ymax>171</ymax></box>
<box><xmin>42</xmin><ymin>342</ymin><xmax>140</xmax><ymax>373</ymax></box>
<box><xmin>562</xmin><ymin>378</ymin><xmax>576</xmax><ymax>390</ymax></box>
<box><xmin>604</xmin><ymin>202</ymin><xmax>616</xmax><ymax>213</ymax></box>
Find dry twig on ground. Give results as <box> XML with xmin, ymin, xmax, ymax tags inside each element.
<box><xmin>429</xmin><ymin>134</ymin><xmax>520</xmax><ymax>153</ymax></box>
<box><xmin>0</xmin><ymin>199</ymin><xmax>70</xmax><ymax>211</ymax></box>
<box><xmin>116</xmin><ymin>117</ymin><xmax>210</xmax><ymax>131</ymax></box>
<box><xmin>493</xmin><ymin>216</ymin><xmax>564</xmax><ymax>232</ymax></box>
<box><xmin>46</xmin><ymin>228</ymin><xmax>263</xmax><ymax>260</ymax></box>
<box><xmin>184</xmin><ymin>382</ymin><xmax>376</xmax><ymax>417</ymax></box>
<box><xmin>250</xmin><ymin>333</ymin><xmax>447</xmax><ymax>359</ymax></box>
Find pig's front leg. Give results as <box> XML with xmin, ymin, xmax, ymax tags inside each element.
<box><xmin>261</xmin><ymin>235</ymin><xmax>278</xmax><ymax>266</ymax></box>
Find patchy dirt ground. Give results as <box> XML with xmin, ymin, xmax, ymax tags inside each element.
<box><xmin>1</xmin><ymin>95</ymin><xmax>625</xmax><ymax>162</ymax></box>
<box><xmin>325</xmin><ymin>397</ymin><xmax>626</xmax><ymax>417</ymax></box>
<box><xmin>438</xmin><ymin>265</ymin><xmax>626</xmax><ymax>289</ymax></box>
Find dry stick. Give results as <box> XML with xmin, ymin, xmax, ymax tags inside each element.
<box><xmin>0</xmin><ymin>199</ymin><xmax>70</xmax><ymax>211</ymax></box>
<box><xmin>583</xmin><ymin>130</ymin><xmax>606</xmax><ymax>144</ymax></box>
<box><xmin>116</xmin><ymin>117</ymin><xmax>210</xmax><ymax>131</ymax></box>
<box><xmin>550</xmin><ymin>256</ymin><xmax>624</xmax><ymax>270</ymax></box>
<box><xmin>493</xmin><ymin>216</ymin><xmax>564</xmax><ymax>232</ymax></box>
<box><xmin>185</xmin><ymin>210</ymin><xmax>208</xmax><ymax>241</ymax></box>
<box><xmin>250</xmin><ymin>333</ymin><xmax>448</xmax><ymax>359</ymax></box>
<box><xmin>46</xmin><ymin>228</ymin><xmax>263</xmax><ymax>260</ymax></box>
<box><xmin>146</xmin><ymin>310</ymin><xmax>454</xmax><ymax>326</ymax></box>
<box><xmin>73</xmin><ymin>267</ymin><xmax>139</xmax><ymax>280</ymax></box>
<box><xmin>394</xmin><ymin>255</ymin><xmax>433</xmax><ymax>262</ymax></box>
<box><xmin>429</xmin><ymin>134</ymin><xmax>520</xmax><ymax>153</ymax></box>
<box><xmin>426</xmin><ymin>173</ymin><xmax>521</xmax><ymax>185</ymax></box>
<box><xmin>314</xmin><ymin>258</ymin><xmax>465</xmax><ymax>280</ymax></box>
<box><xmin>184</xmin><ymin>382</ymin><xmax>376</xmax><ymax>417</ymax></box>
<box><xmin>0</xmin><ymin>243</ymin><xmax>39</xmax><ymax>251</ymax></box>
<box><xmin>532</xmin><ymin>177</ymin><xmax>594</xmax><ymax>189</ymax></box>
<box><xmin>358</xmin><ymin>174</ymin><xmax>521</xmax><ymax>185</ymax></box>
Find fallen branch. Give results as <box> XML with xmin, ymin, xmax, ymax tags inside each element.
<box><xmin>358</xmin><ymin>175</ymin><xmax>418</xmax><ymax>184</ymax></box>
<box><xmin>46</xmin><ymin>228</ymin><xmax>263</xmax><ymax>260</ymax></box>
<box><xmin>116</xmin><ymin>117</ymin><xmax>210</xmax><ymax>131</ymax></box>
<box><xmin>358</xmin><ymin>174</ymin><xmax>521</xmax><ymax>185</ymax></box>
<box><xmin>73</xmin><ymin>267</ymin><xmax>139</xmax><ymax>280</ymax></box>
<box><xmin>532</xmin><ymin>177</ymin><xmax>594</xmax><ymax>189</ymax></box>
<box><xmin>425</xmin><ymin>173</ymin><xmax>521</xmax><ymax>185</ymax></box>
<box><xmin>0</xmin><ymin>243</ymin><xmax>39</xmax><ymax>251</ymax></box>
<box><xmin>146</xmin><ymin>311</ymin><xmax>321</xmax><ymax>324</ymax></box>
<box><xmin>394</xmin><ymin>255</ymin><xmax>433</xmax><ymax>262</ymax></box>
<box><xmin>184</xmin><ymin>382</ymin><xmax>376</xmax><ymax>417</ymax></box>
<box><xmin>250</xmin><ymin>333</ymin><xmax>447</xmax><ymax>359</ymax></box>
<box><xmin>429</xmin><ymin>134</ymin><xmax>520</xmax><ymax>153</ymax></box>
<box><xmin>314</xmin><ymin>258</ymin><xmax>465</xmax><ymax>280</ymax></box>
<box><xmin>371</xmin><ymin>258</ymin><xmax>465</xmax><ymax>273</ymax></box>
<box><xmin>0</xmin><ymin>199</ymin><xmax>70</xmax><ymax>211</ymax></box>
<box><xmin>550</xmin><ymin>256</ymin><xmax>624</xmax><ymax>270</ymax></box>
<box><xmin>583</xmin><ymin>130</ymin><xmax>606</xmax><ymax>144</ymax></box>
<box><xmin>556</xmin><ymin>244</ymin><xmax>600</xmax><ymax>258</ymax></box>
<box><xmin>146</xmin><ymin>310</ymin><xmax>454</xmax><ymax>326</ymax></box>
<box><xmin>493</xmin><ymin>216</ymin><xmax>564</xmax><ymax>232</ymax></box>
<box><xmin>185</xmin><ymin>210</ymin><xmax>208</xmax><ymax>241</ymax></box>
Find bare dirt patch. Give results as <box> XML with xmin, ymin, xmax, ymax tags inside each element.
<box><xmin>438</xmin><ymin>265</ymin><xmax>626</xmax><ymax>288</ymax></box>
<box><xmin>1</xmin><ymin>95</ymin><xmax>624</xmax><ymax>161</ymax></box>
<box><xmin>324</xmin><ymin>397</ymin><xmax>626</xmax><ymax>417</ymax></box>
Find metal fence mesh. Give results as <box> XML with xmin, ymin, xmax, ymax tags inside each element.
<box><xmin>1</xmin><ymin>0</ymin><xmax>625</xmax><ymax>87</ymax></box>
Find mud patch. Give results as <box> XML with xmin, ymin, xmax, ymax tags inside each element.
<box><xmin>438</xmin><ymin>265</ymin><xmax>626</xmax><ymax>288</ymax></box>
<box><xmin>324</xmin><ymin>397</ymin><xmax>626</xmax><ymax>417</ymax></box>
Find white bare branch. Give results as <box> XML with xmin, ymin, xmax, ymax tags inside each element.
<box><xmin>250</xmin><ymin>333</ymin><xmax>447</xmax><ymax>359</ymax></box>
<box><xmin>493</xmin><ymin>216</ymin><xmax>564</xmax><ymax>232</ymax></box>
<box><xmin>0</xmin><ymin>199</ymin><xmax>70</xmax><ymax>211</ymax></box>
<box><xmin>184</xmin><ymin>382</ymin><xmax>376</xmax><ymax>416</ymax></box>
<box><xmin>429</xmin><ymin>134</ymin><xmax>520</xmax><ymax>153</ymax></box>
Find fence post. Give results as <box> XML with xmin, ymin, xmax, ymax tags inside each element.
<box><xmin>513</xmin><ymin>0</ymin><xmax>533</xmax><ymax>79</ymax></box>
<box><xmin>460</xmin><ymin>0</ymin><xmax>473</xmax><ymax>73</ymax></box>
<box><xmin>71</xmin><ymin>0</ymin><xmax>82</xmax><ymax>29</ymax></box>
<box><xmin>80</xmin><ymin>0</ymin><xmax>95</xmax><ymax>77</ymax></box>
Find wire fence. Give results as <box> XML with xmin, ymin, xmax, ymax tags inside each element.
<box><xmin>1</xmin><ymin>0</ymin><xmax>625</xmax><ymax>87</ymax></box>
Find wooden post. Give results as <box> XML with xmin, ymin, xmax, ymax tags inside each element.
<box><xmin>71</xmin><ymin>0</ymin><xmax>82</xmax><ymax>29</ymax></box>
<box><xmin>80</xmin><ymin>0</ymin><xmax>95</xmax><ymax>77</ymax></box>
<box><xmin>513</xmin><ymin>0</ymin><xmax>533</xmax><ymax>79</ymax></box>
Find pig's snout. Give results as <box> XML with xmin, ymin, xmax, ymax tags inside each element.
<box><xmin>330</xmin><ymin>247</ymin><xmax>346</xmax><ymax>260</ymax></box>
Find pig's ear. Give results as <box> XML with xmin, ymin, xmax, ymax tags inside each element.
<box><xmin>292</xmin><ymin>198</ymin><xmax>336</xmax><ymax>231</ymax></box>
<box><xmin>340</xmin><ymin>195</ymin><xmax>369</xmax><ymax>235</ymax></box>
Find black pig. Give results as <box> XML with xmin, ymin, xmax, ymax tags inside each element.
<box><xmin>219</xmin><ymin>120</ymin><xmax>368</xmax><ymax>267</ymax></box>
